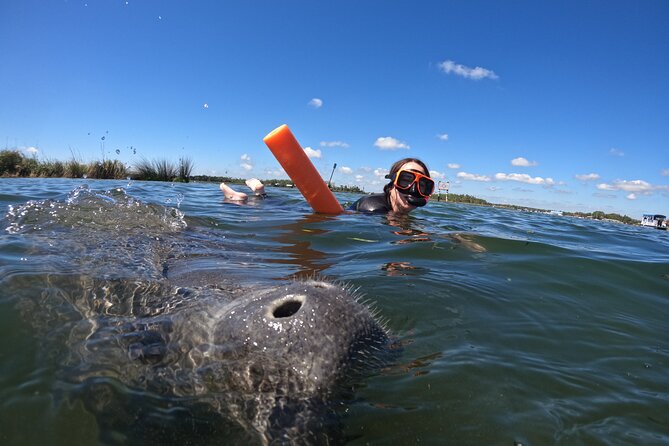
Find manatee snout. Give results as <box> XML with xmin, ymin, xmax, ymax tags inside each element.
<box><xmin>214</xmin><ymin>280</ymin><xmax>389</xmax><ymax>394</ymax></box>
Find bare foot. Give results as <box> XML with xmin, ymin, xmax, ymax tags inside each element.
<box><xmin>245</xmin><ymin>178</ymin><xmax>265</xmax><ymax>195</ymax></box>
<box><xmin>219</xmin><ymin>183</ymin><xmax>248</xmax><ymax>201</ymax></box>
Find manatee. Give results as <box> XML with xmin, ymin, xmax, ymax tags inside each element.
<box><xmin>31</xmin><ymin>275</ymin><xmax>390</xmax><ymax>445</ymax></box>
<box><xmin>6</xmin><ymin>186</ymin><xmax>393</xmax><ymax>445</ymax></box>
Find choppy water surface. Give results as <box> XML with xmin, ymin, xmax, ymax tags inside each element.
<box><xmin>1</xmin><ymin>178</ymin><xmax>668</xmax><ymax>445</ymax></box>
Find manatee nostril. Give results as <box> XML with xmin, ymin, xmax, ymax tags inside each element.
<box><xmin>272</xmin><ymin>300</ymin><xmax>303</xmax><ymax>318</ymax></box>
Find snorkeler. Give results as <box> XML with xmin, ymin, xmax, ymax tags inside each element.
<box><xmin>220</xmin><ymin>158</ymin><xmax>434</xmax><ymax>215</ymax></box>
<box><xmin>349</xmin><ymin>158</ymin><xmax>434</xmax><ymax>214</ymax></box>
<box><xmin>219</xmin><ymin>178</ymin><xmax>266</xmax><ymax>201</ymax></box>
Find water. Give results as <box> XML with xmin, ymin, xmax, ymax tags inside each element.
<box><xmin>1</xmin><ymin>177</ymin><xmax>668</xmax><ymax>445</ymax></box>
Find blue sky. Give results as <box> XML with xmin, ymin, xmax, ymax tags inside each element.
<box><xmin>1</xmin><ymin>0</ymin><xmax>668</xmax><ymax>217</ymax></box>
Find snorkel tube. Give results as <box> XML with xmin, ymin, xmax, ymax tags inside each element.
<box><xmin>406</xmin><ymin>193</ymin><xmax>428</xmax><ymax>207</ymax></box>
<box><xmin>263</xmin><ymin>125</ymin><xmax>344</xmax><ymax>215</ymax></box>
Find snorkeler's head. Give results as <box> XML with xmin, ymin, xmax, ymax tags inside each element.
<box><xmin>383</xmin><ymin>158</ymin><xmax>433</xmax><ymax>208</ymax></box>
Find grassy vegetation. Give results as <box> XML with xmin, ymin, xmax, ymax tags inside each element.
<box><xmin>0</xmin><ymin>149</ymin><xmax>192</xmax><ymax>182</ymax></box>
<box><xmin>432</xmin><ymin>193</ymin><xmax>490</xmax><ymax>205</ymax></box>
<box><xmin>564</xmin><ymin>210</ymin><xmax>638</xmax><ymax>225</ymax></box>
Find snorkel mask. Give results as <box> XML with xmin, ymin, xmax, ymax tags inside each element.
<box><xmin>385</xmin><ymin>169</ymin><xmax>435</xmax><ymax>207</ymax></box>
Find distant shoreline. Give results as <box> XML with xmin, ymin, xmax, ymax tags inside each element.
<box><xmin>0</xmin><ymin>150</ymin><xmax>643</xmax><ymax>225</ymax></box>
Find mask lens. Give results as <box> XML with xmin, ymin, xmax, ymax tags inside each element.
<box><xmin>396</xmin><ymin>171</ymin><xmax>416</xmax><ymax>189</ymax></box>
<box><xmin>418</xmin><ymin>177</ymin><xmax>435</xmax><ymax>196</ymax></box>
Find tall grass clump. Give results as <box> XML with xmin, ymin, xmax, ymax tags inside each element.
<box><xmin>176</xmin><ymin>157</ymin><xmax>194</xmax><ymax>183</ymax></box>
<box><xmin>132</xmin><ymin>158</ymin><xmax>178</xmax><ymax>181</ymax></box>
<box><xmin>35</xmin><ymin>159</ymin><xmax>65</xmax><ymax>177</ymax></box>
<box><xmin>154</xmin><ymin>159</ymin><xmax>177</xmax><ymax>181</ymax></box>
<box><xmin>87</xmin><ymin>159</ymin><xmax>127</xmax><ymax>179</ymax></box>
<box><xmin>65</xmin><ymin>159</ymin><xmax>87</xmax><ymax>178</ymax></box>
<box><xmin>0</xmin><ymin>150</ymin><xmax>23</xmax><ymax>176</ymax></box>
<box><xmin>133</xmin><ymin>158</ymin><xmax>157</xmax><ymax>181</ymax></box>
<box><xmin>17</xmin><ymin>156</ymin><xmax>39</xmax><ymax>177</ymax></box>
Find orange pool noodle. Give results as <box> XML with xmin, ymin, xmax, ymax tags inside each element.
<box><xmin>263</xmin><ymin>124</ymin><xmax>344</xmax><ymax>215</ymax></box>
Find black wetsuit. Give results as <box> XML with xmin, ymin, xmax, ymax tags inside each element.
<box><xmin>349</xmin><ymin>193</ymin><xmax>391</xmax><ymax>213</ymax></box>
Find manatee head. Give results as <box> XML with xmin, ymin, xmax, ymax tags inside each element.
<box><xmin>25</xmin><ymin>276</ymin><xmax>392</xmax><ymax>445</ymax></box>
<box><xmin>214</xmin><ymin>279</ymin><xmax>388</xmax><ymax>392</ymax></box>
<box><xmin>206</xmin><ymin>279</ymin><xmax>390</xmax><ymax>443</ymax></box>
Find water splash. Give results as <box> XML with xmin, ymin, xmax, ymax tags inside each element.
<box><xmin>5</xmin><ymin>185</ymin><xmax>187</xmax><ymax>235</ymax></box>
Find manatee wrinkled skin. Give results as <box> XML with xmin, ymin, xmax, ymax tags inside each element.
<box><xmin>35</xmin><ymin>276</ymin><xmax>389</xmax><ymax>445</ymax></box>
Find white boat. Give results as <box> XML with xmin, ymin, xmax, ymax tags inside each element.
<box><xmin>641</xmin><ymin>214</ymin><xmax>667</xmax><ymax>230</ymax></box>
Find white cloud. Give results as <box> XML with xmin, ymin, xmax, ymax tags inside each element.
<box><xmin>511</xmin><ymin>157</ymin><xmax>537</xmax><ymax>167</ymax></box>
<box><xmin>23</xmin><ymin>146</ymin><xmax>39</xmax><ymax>155</ymax></box>
<box><xmin>308</xmin><ymin>98</ymin><xmax>323</xmax><ymax>108</ymax></box>
<box><xmin>495</xmin><ymin>173</ymin><xmax>554</xmax><ymax>185</ymax></box>
<box><xmin>320</xmin><ymin>141</ymin><xmax>349</xmax><ymax>148</ymax></box>
<box><xmin>596</xmin><ymin>179</ymin><xmax>669</xmax><ymax>200</ymax></box>
<box><xmin>575</xmin><ymin>173</ymin><xmax>600</xmax><ymax>181</ymax></box>
<box><xmin>457</xmin><ymin>171</ymin><xmax>491</xmax><ymax>182</ymax></box>
<box><xmin>437</xmin><ymin>133</ymin><xmax>449</xmax><ymax>141</ymax></box>
<box><xmin>438</xmin><ymin>59</ymin><xmax>498</xmax><ymax>80</ymax></box>
<box><xmin>339</xmin><ymin>166</ymin><xmax>353</xmax><ymax>174</ymax></box>
<box><xmin>488</xmin><ymin>186</ymin><xmax>501</xmax><ymax>191</ymax></box>
<box><xmin>303</xmin><ymin>147</ymin><xmax>322</xmax><ymax>159</ymax></box>
<box><xmin>355</xmin><ymin>175</ymin><xmax>364</xmax><ymax>181</ymax></box>
<box><xmin>661</xmin><ymin>168</ymin><xmax>669</xmax><ymax>176</ymax></box>
<box><xmin>374</xmin><ymin>168</ymin><xmax>389</xmax><ymax>178</ymax></box>
<box><xmin>374</xmin><ymin>136</ymin><xmax>410</xmax><ymax>150</ymax></box>
<box><xmin>240</xmin><ymin>153</ymin><xmax>253</xmax><ymax>171</ymax></box>
<box><xmin>447</xmin><ymin>163</ymin><xmax>461</xmax><ymax>169</ymax></box>
<box><xmin>609</xmin><ymin>147</ymin><xmax>624</xmax><ymax>157</ymax></box>
<box><xmin>597</xmin><ymin>179</ymin><xmax>653</xmax><ymax>193</ymax></box>
<box><xmin>429</xmin><ymin>170</ymin><xmax>445</xmax><ymax>179</ymax></box>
